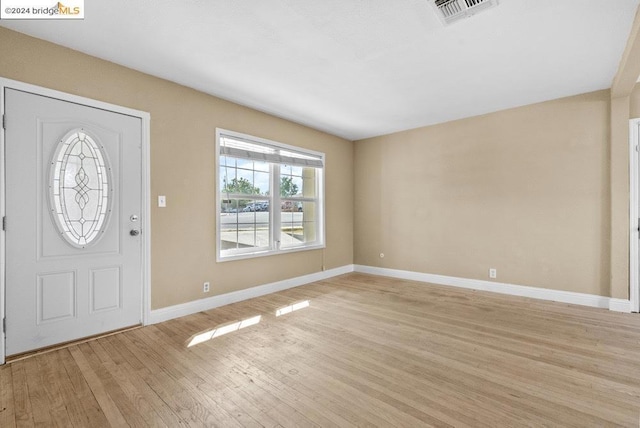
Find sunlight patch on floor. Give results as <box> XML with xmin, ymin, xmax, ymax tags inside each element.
<box><xmin>276</xmin><ymin>300</ymin><xmax>310</xmax><ymax>317</ymax></box>
<box><xmin>187</xmin><ymin>315</ymin><xmax>262</xmax><ymax>347</ymax></box>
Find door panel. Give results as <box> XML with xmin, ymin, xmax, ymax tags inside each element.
<box><xmin>37</xmin><ymin>271</ymin><xmax>76</xmax><ymax>324</ymax></box>
<box><xmin>5</xmin><ymin>88</ymin><xmax>142</xmax><ymax>356</ymax></box>
<box><xmin>89</xmin><ymin>267</ymin><xmax>122</xmax><ymax>313</ymax></box>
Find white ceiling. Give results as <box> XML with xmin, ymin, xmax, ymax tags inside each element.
<box><xmin>1</xmin><ymin>0</ymin><xmax>639</xmax><ymax>140</ymax></box>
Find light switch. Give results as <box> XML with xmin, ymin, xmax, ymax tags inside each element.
<box><xmin>158</xmin><ymin>195</ymin><xmax>166</xmax><ymax>208</ymax></box>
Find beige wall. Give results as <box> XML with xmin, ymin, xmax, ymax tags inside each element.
<box><xmin>355</xmin><ymin>91</ymin><xmax>611</xmax><ymax>296</ymax></box>
<box><xmin>631</xmin><ymin>83</ymin><xmax>640</xmax><ymax>117</ymax></box>
<box><xmin>609</xmin><ymin>95</ymin><xmax>630</xmax><ymax>300</ymax></box>
<box><xmin>0</xmin><ymin>28</ymin><xmax>354</xmax><ymax>309</ymax></box>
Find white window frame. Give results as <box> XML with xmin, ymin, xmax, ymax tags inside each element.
<box><xmin>216</xmin><ymin>128</ymin><xmax>325</xmax><ymax>262</ymax></box>
<box><xmin>629</xmin><ymin>118</ymin><xmax>640</xmax><ymax>313</ymax></box>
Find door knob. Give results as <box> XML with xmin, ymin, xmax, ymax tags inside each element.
<box><xmin>130</xmin><ymin>229</ymin><xmax>140</xmax><ymax>236</ymax></box>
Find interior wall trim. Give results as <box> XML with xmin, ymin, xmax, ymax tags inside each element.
<box><xmin>354</xmin><ymin>265</ymin><xmax>632</xmax><ymax>313</ymax></box>
<box><xmin>148</xmin><ymin>264</ymin><xmax>355</xmax><ymax>324</ymax></box>
<box><xmin>609</xmin><ymin>298</ymin><xmax>633</xmax><ymax>312</ymax></box>
<box><xmin>629</xmin><ymin>117</ymin><xmax>640</xmax><ymax>313</ymax></box>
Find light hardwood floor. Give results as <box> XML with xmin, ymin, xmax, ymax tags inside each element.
<box><xmin>1</xmin><ymin>272</ymin><xmax>640</xmax><ymax>427</ymax></box>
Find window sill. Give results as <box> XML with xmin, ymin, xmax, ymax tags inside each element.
<box><xmin>217</xmin><ymin>243</ymin><xmax>325</xmax><ymax>263</ymax></box>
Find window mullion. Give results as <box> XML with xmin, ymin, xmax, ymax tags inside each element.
<box><xmin>317</xmin><ymin>168</ymin><xmax>323</xmax><ymax>246</ymax></box>
<box><xmin>272</xmin><ymin>163</ymin><xmax>281</xmax><ymax>251</ymax></box>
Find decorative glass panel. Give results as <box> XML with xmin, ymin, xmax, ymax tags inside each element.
<box><xmin>50</xmin><ymin>129</ymin><xmax>111</xmax><ymax>248</ymax></box>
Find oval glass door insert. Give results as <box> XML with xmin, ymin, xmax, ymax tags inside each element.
<box><xmin>50</xmin><ymin>129</ymin><xmax>112</xmax><ymax>248</ymax></box>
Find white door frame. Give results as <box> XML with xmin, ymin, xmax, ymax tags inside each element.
<box><xmin>629</xmin><ymin>117</ymin><xmax>640</xmax><ymax>313</ymax></box>
<box><xmin>0</xmin><ymin>77</ymin><xmax>152</xmax><ymax>364</ymax></box>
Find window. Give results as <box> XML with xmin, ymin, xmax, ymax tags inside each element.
<box><xmin>216</xmin><ymin>129</ymin><xmax>324</xmax><ymax>261</ymax></box>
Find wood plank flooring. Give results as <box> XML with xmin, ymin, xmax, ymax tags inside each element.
<box><xmin>1</xmin><ymin>272</ymin><xmax>640</xmax><ymax>427</ymax></box>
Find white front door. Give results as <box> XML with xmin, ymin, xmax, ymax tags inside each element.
<box><xmin>4</xmin><ymin>88</ymin><xmax>143</xmax><ymax>356</ymax></box>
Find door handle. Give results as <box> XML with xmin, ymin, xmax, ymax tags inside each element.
<box><xmin>130</xmin><ymin>229</ymin><xmax>140</xmax><ymax>236</ymax></box>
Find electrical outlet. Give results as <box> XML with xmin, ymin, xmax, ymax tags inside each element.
<box><xmin>489</xmin><ymin>268</ymin><xmax>497</xmax><ymax>279</ymax></box>
<box><xmin>203</xmin><ymin>282</ymin><xmax>210</xmax><ymax>293</ymax></box>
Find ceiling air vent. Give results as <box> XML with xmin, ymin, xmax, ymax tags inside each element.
<box><xmin>433</xmin><ymin>0</ymin><xmax>498</xmax><ymax>25</ymax></box>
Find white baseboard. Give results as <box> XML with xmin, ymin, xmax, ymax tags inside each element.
<box><xmin>148</xmin><ymin>264</ymin><xmax>355</xmax><ymax>324</ymax></box>
<box><xmin>148</xmin><ymin>263</ymin><xmax>632</xmax><ymax>325</ymax></box>
<box><xmin>608</xmin><ymin>298</ymin><xmax>632</xmax><ymax>313</ymax></box>
<box><xmin>354</xmin><ymin>265</ymin><xmax>632</xmax><ymax>313</ymax></box>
